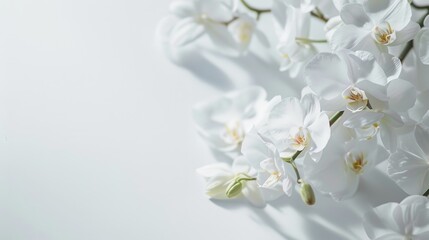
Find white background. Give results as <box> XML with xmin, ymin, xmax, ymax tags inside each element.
<box><xmin>0</xmin><ymin>0</ymin><xmax>409</xmax><ymax>239</ymax></box>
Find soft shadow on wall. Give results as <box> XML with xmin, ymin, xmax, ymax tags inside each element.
<box><xmin>157</xmin><ymin>36</ymin><xmax>305</xmax><ymax>97</ymax></box>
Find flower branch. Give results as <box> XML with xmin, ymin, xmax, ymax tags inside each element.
<box><xmin>411</xmin><ymin>1</ymin><xmax>429</xmax><ymax>10</ymax></box>
<box><xmin>283</xmin><ymin>156</ymin><xmax>302</xmax><ymax>183</ymax></box>
<box><xmin>329</xmin><ymin>111</ymin><xmax>344</xmax><ymax>126</ymax></box>
<box><xmin>296</xmin><ymin>37</ymin><xmax>328</xmax><ymax>44</ymax></box>
<box><xmin>222</xmin><ymin>17</ymin><xmax>239</xmax><ymax>26</ymax></box>
<box><xmin>240</xmin><ymin>0</ymin><xmax>271</xmax><ymax>19</ymax></box>
<box><xmin>310</xmin><ymin>8</ymin><xmax>328</xmax><ymax>23</ymax></box>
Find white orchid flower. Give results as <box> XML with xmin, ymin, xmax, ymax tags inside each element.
<box><xmin>272</xmin><ymin>0</ymin><xmax>316</xmax><ymax>77</ymax></box>
<box><xmin>192</xmin><ymin>86</ymin><xmax>268</xmax><ymax>154</ymax></box>
<box><xmin>388</xmin><ymin>111</ymin><xmax>429</xmax><ymax>195</ymax></box>
<box><xmin>305</xmin><ymin>50</ymin><xmax>402</xmax><ymax>112</ymax></box>
<box><xmin>157</xmin><ymin>0</ymin><xmax>236</xmax><ymax>48</ymax></box>
<box><xmin>305</xmin><ymin>49</ymin><xmax>416</xmax><ymax>151</ymax></box>
<box><xmin>343</xmin><ymin>110</ymin><xmax>409</xmax><ymax>151</ymax></box>
<box><xmin>304</xmin><ymin>126</ymin><xmax>388</xmax><ymax>201</ymax></box>
<box><xmin>196</xmin><ymin>156</ymin><xmax>265</xmax><ymax>207</ymax></box>
<box><xmin>415</xmin><ymin>16</ymin><xmax>429</xmax><ymax>65</ymax></box>
<box><xmin>331</xmin><ymin>0</ymin><xmax>420</xmax><ymax>58</ymax></box>
<box><xmin>227</xmin><ymin>13</ymin><xmax>257</xmax><ymax>53</ymax></box>
<box><xmin>324</xmin><ymin>16</ymin><xmax>343</xmax><ymax>43</ymax></box>
<box><xmin>363</xmin><ymin>195</ymin><xmax>429</xmax><ymax>240</ymax></box>
<box><xmin>241</xmin><ymin>129</ymin><xmax>296</xmax><ymax>200</ymax></box>
<box><xmin>258</xmin><ymin>94</ymin><xmax>331</xmax><ymax>162</ymax></box>
<box><xmin>341</xmin><ymin>75</ymin><xmax>416</xmax><ymax>151</ymax></box>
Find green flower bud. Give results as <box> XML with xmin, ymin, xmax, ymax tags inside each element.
<box><xmin>300</xmin><ymin>182</ymin><xmax>316</xmax><ymax>205</ymax></box>
<box><xmin>226</xmin><ymin>180</ymin><xmax>243</xmax><ymax>198</ymax></box>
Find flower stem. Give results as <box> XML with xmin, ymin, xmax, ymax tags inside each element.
<box><xmin>240</xmin><ymin>0</ymin><xmax>271</xmax><ymax>19</ymax></box>
<box><xmin>310</xmin><ymin>8</ymin><xmax>329</xmax><ymax>23</ymax></box>
<box><xmin>238</xmin><ymin>177</ymin><xmax>257</xmax><ymax>182</ymax></box>
<box><xmin>399</xmin><ymin>41</ymin><xmax>414</xmax><ymax>62</ymax></box>
<box><xmin>399</xmin><ymin>9</ymin><xmax>429</xmax><ymax>61</ymax></box>
<box><xmin>222</xmin><ymin>17</ymin><xmax>239</xmax><ymax>26</ymax></box>
<box><xmin>295</xmin><ymin>37</ymin><xmax>328</xmax><ymax>44</ymax></box>
<box><xmin>411</xmin><ymin>1</ymin><xmax>429</xmax><ymax>10</ymax></box>
<box><xmin>291</xmin><ymin>150</ymin><xmax>302</xmax><ymax>161</ymax></box>
<box><xmin>283</xmin><ymin>157</ymin><xmax>302</xmax><ymax>183</ymax></box>
<box><xmin>423</xmin><ymin>188</ymin><xmax>429</xmax><ymax>197</ymax></box>
<box><xmin>329</xmin><ymin>111</ymin><xmax>344</xmax><ymax>126</ymax></box>
<box><xmin>290</xmin><ymin>160</ymin><xmax>301</xmax><ymax>183</ymax></box>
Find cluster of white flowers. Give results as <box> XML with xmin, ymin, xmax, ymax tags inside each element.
<box><xmin>159</xmin><ymin>0</ymin><xmax>429</xmax><ymax>239</ymax></box>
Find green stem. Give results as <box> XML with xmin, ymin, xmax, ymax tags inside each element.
<box><xmin>290</xmin><ymin>161</ymin><xmax>301</xmax><ymax>183</ymax></box>
<box><xmin>282</xmin><ymin>157</ymin><xmax>301</xmax><ymax>183</ymax></box>
<box><xmin>240</xmin><ymin>0</ymin><xmax>271</xmax><ymax>19</ymax></box>
<box><xmin>423</xmin><ymin>188</ymin><xmax>429</xmax><ymax>197</ymax></box>
<box><xmin>310</xmin><ymin>8</ymin><xmax>329</xmax><ymax>23</ymax></box>
<box><xmin>411</xmin><ymin>1</ymin><xmax>429</xmax><ymax>10</ymax></box>
<box><xmin>399</xmin><ymin>40</ymin><xmax>414</xmax><ymax>62</ymax></box>
<box><xmin>238</xmin><ymin>177</ymin><xmax>257</xmax><ymax>182</ymax></box>
<box><xmin>222</xmin><ymin>17</ymin><xmax>238</xmax><ymax>26</ymax></box>
<box><xmin>296</xmin><ymin>37</ymin><xmax>328</xmax><ymax>44</ymax></box>
<box><xmin>366</xmin><ymin>101</ymin><xmax>373</xmax><ymax>110</ymax></box>
<box><xmin>329</xmin><ymin>111</ymin><xmax>344</xmax><ymax>126</ymax></box>
<box><xmin>291</xmin><ymin>150</ymin><xmax>302</xmax><ymax>161</ymax></box>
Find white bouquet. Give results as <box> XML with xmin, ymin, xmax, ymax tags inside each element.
<box><xmin>157</xmin><ymin>0</ymin><xmax>429</xmax><ymax>238</ymax></box>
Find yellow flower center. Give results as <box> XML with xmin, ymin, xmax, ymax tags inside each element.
<box><xmin>262</xmin><ymin>171</ymin><xmax>282</xmax><ymax>188</ymax></box>
<box><xmin>346</xmin><ymin>88</ymin><xmax>365</xmax><ymax>101</ymax></box>
<box><xmin>223</xmin><ymin>121</ymin><xmax>244</xmax><ymax>145</ymax></box>
<box><xmin>346</xmin><ymin>152</ymin><xmax>367</xmax><ymax>174</ymax></box>
<box><xmin>290</xmin><ymin>127</ymin><xmax>310</xmax><ymax>151</ymax></box>
<box><xmin>372</xmin><ymin>22</ymin><xmax>396</xmax><ymax>45</ymax></box>
<box><xmin>342</xmin><ymin>86</ymin><xmax>368</xmax><ymax>112</ymax></box>
<box><xmin>237</xmin><ymin>22</ymin><xmax>253</xmax><ymax>44</ymax></box>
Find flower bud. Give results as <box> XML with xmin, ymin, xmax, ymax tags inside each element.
<box><xmin>300</xmin><ymin>182</ymin><xmax>316</xmax><ymax>205</ymax></box>
<box><xmin>226</xmin><ymin>180</ymin><xmax>243</xmax><ymax>198</ymax></box>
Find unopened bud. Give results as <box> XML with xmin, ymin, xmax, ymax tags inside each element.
<box><xmin>300</xmin><ymin>182</ymin><xmax>316</xmax><ymax>205</ymax></box>
<box><xmin>226</xmin><ymin>180</ymin><xmax>243</xmax><ymax>198</ymax></box>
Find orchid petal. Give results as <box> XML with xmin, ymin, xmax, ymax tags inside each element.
<box><xmin>308</xmin><ymin>113</ymin><xmax>331</xmax><ymax>155</ymax></box>
<box><xmin>340</xmin><ymin>3</ymin><xmax>372</xmax><ymax>28</ymax></box>
<box><xmin>242</xmin><ymin>181</ymin><xmax>266</xmax><ymax>207</ymax></box>
<box><xmin>390</xmin><ymin>21</ymin><xmax>420</xmax><ymax>46</ymax></box>
<box><xmin>387</xmin><ymin>79</ymin><xmax>416</xmax><ymax>112</ymax></box>
<box><xmin>282</xmin><ymin>177</ymin><xmax>293</xmax><ymax>196</ymax></box>
<box><xmin>301</xmin><ymin>94</ymin><xmax>321</xmax><ymax>127</ymax></box>
<box><xmin>170</xmin><ymin>17</ymin><xmax>205</xmax><ymax>46</ymax></box>
<box><xmin>378</xmin><ymin>53</ymin><xmax>401</xmax><ymax>82</ymax></box>
<box><xmin>305</xmin><ymin>52</ymin><xmax>349</xmax><ymax>110</ymax></box>
<box><xmin>416</xmin><ymin>28</ymin><xmax>429</xmax><ymax>65</ymax></box>
<box><xmin>331</xmin><ymin>24</ymin><xmax>371</xmax><ymax>50</ymax></box>
<box><xmin>415</xmin><ymin>125</ymin><xmax>429</xmax><ymax>157</ymax></box>
<box><xmin>388</xmin><ymin>150</ymin><xmax>429</xmax><ymax>195</ymax></box>
<box><xmin>343</xmin><ymin>111</ymin><xmax>384</xmax><ymax>128</ymax></box>
<box><xmin>363</xmin><ymin>0</ymin><xmax>411</xmax><ymax>31</ymax></box>
<box><xmin>205</xmin><ymin>22</ymin><xmax>237</xmax><ymax>51</ymax></box>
